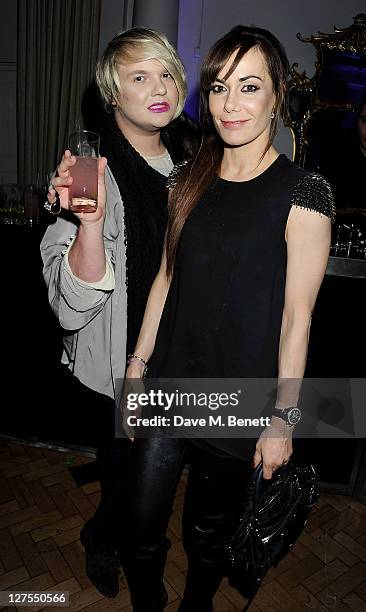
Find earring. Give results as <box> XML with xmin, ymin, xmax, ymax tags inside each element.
<box><xmin>271</xmin><ymin>110</ymin><xmax>275</xmax><ymax>119</ymax></box>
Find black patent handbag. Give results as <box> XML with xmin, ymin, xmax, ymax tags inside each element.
<box><xmin>226</xmin><ymin>460</ymin><xmax>320</xmax><ymax>606</ymax></box>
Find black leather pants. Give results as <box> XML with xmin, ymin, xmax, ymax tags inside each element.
<box><xmin>115</xmin><ymin>437</ymin><xmax>251</xmax><ymax>612</ymax></box>
<box><xmin>116</xmin><ymin>438</ymin><xmax>187</xmax><ymax>611</ymax></box>
<box><xmin>179</xmin><ymin>443</ymin><xmax>251</xmax><ymax>611</ymax></box>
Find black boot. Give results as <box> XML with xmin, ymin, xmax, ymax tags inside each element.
<box><xmin>177</xmin><ymin>556</ymin><xmax>223</xmax><ymax>612</ymax></box>
<box><xmin>80</xmin><ymin>519</ymin><xmax>122</xmax><ymax>598</ymax></box>
<box><xmin>132</xmin><ymin>591</ymin><xmax>168</xmax><ymax>612</ymax></box>
<box><xmin>121</xmin><ymin>539</ymin><xmax>169</xmax><ymax>612</ymax></box>
<box><xmin>178</xmin><ymin>598</ymin><xmax>213</xmax><ymax>612</ymax></box>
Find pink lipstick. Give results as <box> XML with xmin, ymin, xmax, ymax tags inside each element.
<box><xmin>148</xmin><ymin>102</ymin><xmax>170</xmax><ymax>113</ymax></box>
<box><xmin>221</xmin><ymin>120</ymin><xmax>249</xmax><ymax>129</ymax></box>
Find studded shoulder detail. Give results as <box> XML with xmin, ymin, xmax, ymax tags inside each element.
<box><xmin>166</xmin><ymin>160</ymin><xmax>189</xmax><ymax>190</ymax></box>
<box><xmin>291</xmin><ymin>173</ymin><xmax>336</xmax><ymax>223</ymax></box>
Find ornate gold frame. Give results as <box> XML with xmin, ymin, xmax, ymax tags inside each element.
<box><xmin>288</xmin><ymin>13</ymin><xmax>366</xmax><ymax>166</ymax></box>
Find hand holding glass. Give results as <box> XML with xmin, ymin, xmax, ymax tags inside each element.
<box><xmin>68</xmin><ymin>131</ymin><xmax>100</xmax><ymax>213</ymax></box>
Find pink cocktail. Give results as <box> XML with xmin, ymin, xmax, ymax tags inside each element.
<box><xmin>68</xmin><ymin>130</ymin><xmax>100</xmax><ymax>213</ymax></box>
<box><xmin>69</xmin><ymin>156</ymin><xmax>98</xmax><ymax>212</ymax></box>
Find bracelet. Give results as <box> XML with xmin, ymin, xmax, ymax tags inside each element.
<box><xmin>127</xmin><ymin>354</ymin><xmax>148</xmax><ymax>377</ymax></box>
<box><xmin>128</xmin><ymin>354</ymin><xmax>147</xmax><ymax>366</ymax></box>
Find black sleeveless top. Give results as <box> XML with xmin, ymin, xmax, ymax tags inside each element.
<box><xmin>149</xmin><ymin>154</ymin><xmax>335</xmax><ymax>458</ymax></box>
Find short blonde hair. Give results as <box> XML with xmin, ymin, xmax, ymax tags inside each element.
<box><xmin>96</xmin><ymin>27</ymin><xmax>187</xmax><ymax>119</ymax></box>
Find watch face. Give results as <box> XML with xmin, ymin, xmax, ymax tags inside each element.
<box><xmin>288</xmin><ymin>407</ymin><xmax>301</xmax><ymax>426</ymax></box>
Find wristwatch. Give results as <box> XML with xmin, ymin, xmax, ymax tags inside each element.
<box><xmin>274</xmin><ymin>406</ymin><xmax>302</xmax><ymax>427</ymax></box>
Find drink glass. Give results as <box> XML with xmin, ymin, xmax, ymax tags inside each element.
<box><xmin>24</xmin><ymin>185</ymin><xmax>39</xmax><ymax>227</ymax></box>
<box><xmin>68</xmin><ymin>131</ymin><xmax>100</xmax><ymax>213</ymax></box>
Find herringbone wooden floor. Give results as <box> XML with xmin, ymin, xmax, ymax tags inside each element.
<box><xmin>0</xmin><ymin>441</ymin><xmax>366</xmax><ymax>611</ymax></box>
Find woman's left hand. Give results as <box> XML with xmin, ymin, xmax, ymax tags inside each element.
<box><xmin>253</xmin><ymin>417</ymin><xmax>293</xmax><ymax>479</ymax></box>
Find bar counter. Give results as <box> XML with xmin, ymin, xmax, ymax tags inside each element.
<box><xmin>326</xmin><ymin>256</ymin><xmax>366</xmax><ymax>279</ymax></box>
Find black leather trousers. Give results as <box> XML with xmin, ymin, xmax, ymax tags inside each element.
<box><xmin>115</xmin><ymin>437</ymin><xmax>251</xmax><ymax>612</ymax></box>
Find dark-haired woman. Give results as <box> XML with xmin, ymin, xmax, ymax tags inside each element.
<box><xmin>119</xmin><ymin>26</ymin><xmax>335</xmax><ymax>611</ymax></box>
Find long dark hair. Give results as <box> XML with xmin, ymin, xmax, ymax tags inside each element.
<box><xmin>166</xmin><ymin>25</ymin><xmax>290</xmax><ymax>277</ymax></box>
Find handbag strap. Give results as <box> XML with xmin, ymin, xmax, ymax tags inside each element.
<box><xmin>252</xmin><ymin>460</ymin><xmax>294</xmax><ymax>516</ymax></box>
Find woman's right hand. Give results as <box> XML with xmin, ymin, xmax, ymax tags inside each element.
<box><xmin>47</xmin><ymin>150</ymin><xmax>107</xmax><ymax>225</ymax></box>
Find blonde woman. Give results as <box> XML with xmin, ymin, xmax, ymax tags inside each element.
<box><xmin>41</xmin><ymin>27</ymin><xmax>197</xmax><ymax>599</ymax></box>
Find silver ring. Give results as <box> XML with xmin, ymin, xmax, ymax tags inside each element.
<box><xmin>44</xmin><ymin>190</ymin><xmax>61</xmax><ymax>215</ymax></box>
<box><xmin>43</xmin><ymin>183</ymin><xmax>61</xmax><ymax>215</ymax></box>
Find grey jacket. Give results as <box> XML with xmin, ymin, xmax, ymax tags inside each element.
<box><xmin>40</xmin><ymin>167</ymin><xmax>127</xmax><ymax>399</ymax></box>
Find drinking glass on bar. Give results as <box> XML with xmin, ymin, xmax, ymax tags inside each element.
<box><xmin>68</xmin><ymin>130</ymin><xmax>100</xmax><ymax>213</ymax></box>
<box><xmin>24</xmin><ymin>184</ymin><xmax>39</xmax><ymax>227</ymax></box>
